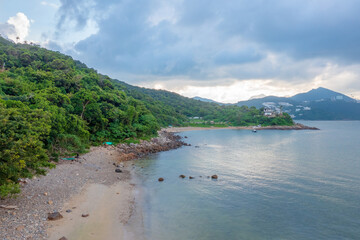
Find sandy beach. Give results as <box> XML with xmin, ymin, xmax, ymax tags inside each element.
<box><xmin>0</xmin><ymin>131</ymin><xmax>185</xmax><ymax>240</ymax></box>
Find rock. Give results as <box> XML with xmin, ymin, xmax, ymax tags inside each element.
<box><xmin>48</xmin><ymin>212</ymin><xmax>63</xmax><ymax>221</ymax></box>
<box><xmin>81</xmin><ymin>213</ymin><xmax>89</xmax><ymax>217</ymax></box>
<box><xmin>59</xmin><ymin>237</ymin><xmax>68</xmax><ymax>240</ymax></box>
<box><xmin>43</xmin><ymin>192</ymin><xmax>48</xmax><ymax>196</ymax></box>
<box><xmin>16</xmin><ymin>225</ymin><xmax>25</xmax><ymax>231</ymax></box>
<box><xmin>115</xmin><ymin>168</ymin><xmax>122</xmax><ymax>173</ymax></box>
<box><xmin>179</xmin><ymin>175</ymin><xmax>186</xmax><ymax>178</ymax></box>
<box><xmin>158</xmin><ymin>177</ymin><xmax>164</xmax><ymax>182</ymax></box>
<box><xmin>211</xmin><ymin>175</ymin><xmax>218</xmax><ymax>179</ymax></box>
<box><xmin>189</xmin><ymin>176</ymin><xmax>194</xmax><ymax>179</ymax></box>
<box><xmin>0</xmin><ymin>205</ymin><xmax>18</xmax><ymax>209</ymax></box>
<box><xmin>65</xmin><ymin>209</ymin><xmax>72</xmax><ymax>213</ymax></box>
<box><xmin>47</xmin><ymin>200</ymin><xmax>53</xmax><ymax>205</ymax></box>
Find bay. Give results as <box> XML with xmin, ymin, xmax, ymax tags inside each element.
<box><xmin>133</xmin><ymin>121</ymin><xmax>360</xmax><ymax>240</ymax></box>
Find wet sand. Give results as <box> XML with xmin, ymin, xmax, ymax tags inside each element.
<box><xmin>47</xmin><ymin>182</ymin><xmax>137</xmax><ymax>240</ymax></box>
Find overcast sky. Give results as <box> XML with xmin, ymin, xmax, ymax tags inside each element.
<box><xmin>1</xmin><ymin>0</ymin><xmax>360</xmax><ymax>102</ymax></box>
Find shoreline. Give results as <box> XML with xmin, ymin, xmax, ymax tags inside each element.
<box><xmin>0</xmin><ymin>131</ymin><xmax>186</xmax><ymax>240</ymax></box>
<box><xmin>163</xmin><ymin>123</ymin><xmax>319</xmax><ymax>133</ymax></box>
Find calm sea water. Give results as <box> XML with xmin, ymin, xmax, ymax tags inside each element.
<box><xmin>133</xmin><ymin>121</ymin><xmax>360</xmax><ymax>240</ymax></box>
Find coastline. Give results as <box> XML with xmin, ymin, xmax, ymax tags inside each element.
<box><xmin>163</xmin><ymin>123</ymin><xmax>319</xmax><ymax>133</ymax></box>
<box><xmin>0</xmin><ymin>131</ymin><xmax>186</xmax><ymax>240</ymax></box>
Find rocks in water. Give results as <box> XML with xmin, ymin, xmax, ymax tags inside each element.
<box><xmin>179</xmin><ymin>175</ymin><xmax>186</xmax><ymax>179</ymax></box>
<box><xmin>158</xmin><ymin>177</ymin><xmax>164</xmax><ymax>182</ymax></box>
<box><xmin>189</xmin><ymin>176</ymin><xmax>195</xmax><ymax>179</ymax></box>
<box><xmin>48</xmin><ymin>212</ymin><xmax>63</xmax><ymax>221</ymax></box>
<box><xmin>211</xmin><ymin>175</ymin><xmax>218</xmax><ymax>179</ymax></box>
<box><xmin>115</xmin><ymin>168</ymin><xmax>122</xmax><ymax>173</ymax></box>
<box><xmin>81</xmin><ymin>213</ymin><xmax>89</xmax><ymax>217</ymax></box>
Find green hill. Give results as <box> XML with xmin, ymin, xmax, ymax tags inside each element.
<box><xmin>0</xmin><ymin>37</ymin><xmax>293</xmax><ymax>197</ymax></box>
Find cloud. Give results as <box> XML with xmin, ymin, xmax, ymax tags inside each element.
<box><xmin>41</xmin><ymin>1</ymin><xmax>60</xmax><ymax>9</ymax></box>
<box><xmin>48</xmin><ymin>0</ymin><xmax>360</xmax><ymax>100</ymax></box>
<box><xmin>0</xmin><ymin>13</ymin><xmax>31</xmax><ymax>42</ymax></box>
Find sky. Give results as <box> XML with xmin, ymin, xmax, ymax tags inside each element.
<box><xmin>1</xmin><ymin>0</ymin><xmax>360</xmax><ymax>103</ymax></box>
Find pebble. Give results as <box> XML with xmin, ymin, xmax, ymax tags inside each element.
<box><xmin>81</xmin><ymin>213</ymin><xmax>89</xmax><ymax>217</ymax></box>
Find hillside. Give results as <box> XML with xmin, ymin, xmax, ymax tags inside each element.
<box><xmin>0</xmin><ymin>37</ymin><xmax>293</xmax><ymax>197</ymax></box>
<box><xmin>112</xmin><ymin>80</ymin><xmax>293</xmax><ymax>127</ymax></box>
<box><xmin>0</xmin><ymin>37</ymin><xmax>160</xmax><ymax>196</ymax></box>
<box><xmin>232</xmin><ymin>87</ymin><xmax>360</xmax><ymax>120</ymax></box>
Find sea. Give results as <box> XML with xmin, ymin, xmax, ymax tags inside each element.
<box><xmin>132</xmin><ymin>121</ymin><xmax>360</xmax><ymax>240</ymax></box>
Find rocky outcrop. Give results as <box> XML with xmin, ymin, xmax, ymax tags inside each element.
<box><xmin>115</xmin><ymin>131</ymin><xmax>188</xmax><ymax>162</ymax></box>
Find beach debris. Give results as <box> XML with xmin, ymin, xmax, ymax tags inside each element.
<box><xmin>66</xmin><ymin>209</ymin><xmax>72</xmax><ymax>213</ymax></box>
<box><xmin>158</xmin><ymin>177</ymin><xmax>164</xmax><ymax>182</ymax></box>
<box><xmin>48</xmin><ymin>212</ymin><xmax>63</xmax><ymax>221</ymax></box>
<box><xmin>0</xmin><ymin>205</ymin><xmax>18</xmax><ymax>210</ymax></box>
<box><xmin>82</xmin><ymin>213</ymin><xmax>89</xmax><ymax>217</ymax></box>
<box><xmin>211</xmin><ymin>175</ymin><xmax>218</xmax><ymax>179</ymax></box>
<box><xmin>189</xmin><ymin>176</ymin><xmax>195</xmax><ymax>179</ymax></box>
<box><xmin>59</xmin><ymin>237</ymin><xmax>68</xmax><ymax>240</ymax></box>
<box><xmin>179</xmin><ymin>175</ymin><xmax>186</xmax><ymax>178</ymax></box>
<box><xmin>115</xmin><ymin>168</ymin><xmax>122</xmax><ymax>173</ymax></box>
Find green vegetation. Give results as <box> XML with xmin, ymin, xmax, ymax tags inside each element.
<box><xmin>0</xmin><ymin>37</ymin><xmax>158</xmax><ymax>197</ymax></box>
<box><xmin>0</xmin><ymin>36</ymin><xmax>293</xmax><ymax>197</ymax></box>
<box><xmin>114</xmin><ymin>81</ymin><xmax>294</xmax><ymax>127</ymax></box>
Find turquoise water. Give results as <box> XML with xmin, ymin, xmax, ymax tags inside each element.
<box><xmin>134</xmin><ymin>121</ymin><xmax>360</xmax><ymax>239</ymax></box>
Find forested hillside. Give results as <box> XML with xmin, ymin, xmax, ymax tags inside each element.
<box><xmin>0</xmin><ymin>37</ymin><xmax>292</xmax><ymax>197</ymax></box>
<box><xmin>0</xmin><ymin>37</ymin><xmax>159</xmax><ymax>196</ymax></box>
<box><xmin>113</xmin><ymin>81</ymin><xmax>293</xmax><ymax>127</ymax></box>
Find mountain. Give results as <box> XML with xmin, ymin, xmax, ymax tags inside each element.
<box><xmin>249</xmin><ymin>94</ymin><xmax>266</xmax><ymax>100</ymax></box>
<box><xmin>192</xmin><ymin>96</ymin><xmax>227</xmax><ymax>105</ymax></box>
<box><xmin>291</xmin><ymin>87</ymin><xmax>355</xmax><ymax>102</ymax></box>
<box><xmin>236</xmin><ymin>87</ymin><xmax>360</xmax><ymax>120</ymax></box>
<box><xmin>193</xmin><ymin>96</ymin><xmax>219</xmax><ymax>103</ymax></box>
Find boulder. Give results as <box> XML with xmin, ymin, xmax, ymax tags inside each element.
<box><xmin>158</xmin><ymin>177</ymin><xmax>164</xmax><ymax>182</ymax></box>
<box><xmin>115</xmin><ymin>168</ymin><xmax>122</xmax><ymax>173</ymax></box>
<box><xmin>189</xmin><ymin>176</ymin><xmax>194</xmax><ymax>179</ymax></box>
<box><xmin>81</xmin><ymin>213</ymin><xmax>89</xmax><ymax>217</ymax></box>
<box><xmin>211</xmin><ymin>175</ymin><xmax>218</xmax><ymax>179</ymax></box>
<box><xmin>59</xmin><ymin>237</ymin><xmax>68</xmax><ymax>240</ymax></box>
<box><xmin>48</xmin><ymin>212</ymin><xmax>63</xmax><ymax>221</ymax></box>
<box><xmin>179</xmin><ymin>175</ymin><xmax>186</xmax><ymax>179</ymax></box>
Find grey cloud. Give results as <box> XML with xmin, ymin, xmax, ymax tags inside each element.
<box><xmin>52</xmin><ymin>0</ymin><xmax>360</xmax><ymax>85</ymax></box>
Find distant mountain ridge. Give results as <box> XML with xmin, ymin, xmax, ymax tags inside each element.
<box><xmin>195</xmin><ymin>87</ymin><xmax>360</xmax><ymax>120</ymax></box>
<box><xmin>290</xmin><ymin>87</ymin><xmax>354</xmax><ymax>102</ymax></box>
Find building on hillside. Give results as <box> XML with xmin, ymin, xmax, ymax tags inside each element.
<box><xmin>264</xmin><ymin>108</ymin><xmax>274</xmax><ymax>116</ymax></box>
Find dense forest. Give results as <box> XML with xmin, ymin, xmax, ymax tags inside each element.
<box><xmin>114</xmin><ymin>81</ymin><xmax>294</xmax><ymax>127</ymax></box>
<box><xmin>0</xmin><ymin>37</ymin><xmax>293</xmax><ymax>197</ymax></box>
